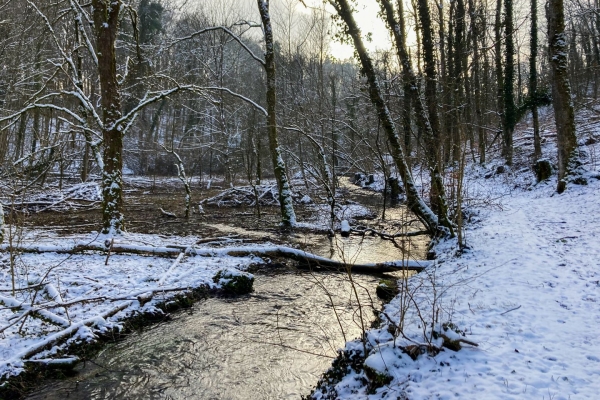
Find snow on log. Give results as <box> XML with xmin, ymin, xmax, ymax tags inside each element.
<box><xmin>340</xmin><ymin>220</ymin><xmax>351</xmax><ymax>237</ymax></box>
<box><xmin>160</xmin><ymin>208</ymin><xmax>177</xmax><ymax>218</ymax></box>
<box><xmin>0</xmin><ymin>294</ymin><xmax>71</xmax><ymax>328</ymax></box>
<box><xmin>1</xmin><ymin>301</ymin><xmax>133</xmax><ymax>369</ymax></box>
<box><xmin>190</xmin><ymin>246</ymin><xmax>430</xmax><ymax>273</ymax></box>
<box><xmin>0</xmin><ymin>241</ymin><xmax>429</xmax><ymax>273</ymax></box>
<box><xmin>158</xmin><ymin>252</ymin><xmax>185</xmax><ymax>286</ymax></box>
<box><xmin>26</xmin><ymin>357</ymin><xmax>79</xmax><ymax>367</ymax></box>
<box><xmin>0</xmin><ymin>242</ymin><xmax>184</xmax><ymax>256</ymax></box>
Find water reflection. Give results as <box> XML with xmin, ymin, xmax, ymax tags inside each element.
<box><xmin>27</xmin><ymin>270</ymin><xmax>388</xmax><ymax>400</ymax></box>
<box><xmin>26</xmin><ymin>178</ymin><xmax>428</xmax><ymax>400</ymax></box>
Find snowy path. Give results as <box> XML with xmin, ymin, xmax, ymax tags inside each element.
<box><xmin>322</xmin><ymin>176</ymin><xmax>600</xmax><ymax>400</ymax></box>
<box><xmin>446</xmin><ymin>182</ymin><xmax>600</xmax><ymax>399</ymax></box>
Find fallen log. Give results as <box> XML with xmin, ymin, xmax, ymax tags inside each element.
<box><xmin>352</xmin><ymin>227</ymin><xmax>430</xmax><ymax>239</ymax></box>
<box><xmin>190</xmin><ymin>246</ymin><xmax>430</xmax><ymax>273</ymax></box>
<box><xmin>2</xmin><ymin>301</ymin><xmax>133</xmax><ymax>367</ymax></box>
<box><xmin>0</xmin><ymin>243</ymin><xmax>429</xmax><ymax>273</ymax></box>
<box><xmin>0</xmin><ymin>242</ymin><xmax>183</xmax><ymax>257</ymax></box>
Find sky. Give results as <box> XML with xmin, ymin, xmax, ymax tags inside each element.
<box><xmin>299</xmin><ymin>0</ymin><xmax>393</xmax><ymax>59</ymax></box>
<box><xmin>174</xmin><ymin>0</ymin><xmax>394</xmax><ymax>60</ymax></box>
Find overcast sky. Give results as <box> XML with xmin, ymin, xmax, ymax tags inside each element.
<box><xmin>173</xmin><ymin>0</ymin><xmax>393</xmax><ymax>60</ymax></box>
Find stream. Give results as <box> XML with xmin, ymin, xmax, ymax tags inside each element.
<box><xmin>24</xmin><ymin>179</ymin><xmax>428</xmax><ymax>400</ymax></box>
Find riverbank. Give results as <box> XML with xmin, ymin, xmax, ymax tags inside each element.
<box><xmin>0</xmin><ymin>231</ymin><xmax>260</xmax><ymax>398</ymax></box>
<box><xmin>309</xmin><ymin>161</ymin><xmax>600</xmax><ymax>398</ymax></box>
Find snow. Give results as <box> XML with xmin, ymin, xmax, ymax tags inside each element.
<box><xmin>340</xmin><ymin>220</ymin><xmax>350</xmax><ymax>233</ymax></box>
<box><xmin>313</xmin><ymin>157</ymin><xmax>600</xmax><ymax>398</ymax></box>
<box><xmin>0</xmin><ymin>231</ymin><xmax>259</xmax><ymax>380</ymax></box>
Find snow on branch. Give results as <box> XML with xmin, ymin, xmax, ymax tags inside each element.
<box><xmin>115</xmin><ymin>85</ymin><xmax>267</xmax><ymax>132</ymax></box>
<box><xmin>68</xmin><ymin>0</ymin><xmax>98</xmax><ymax>67</ymax></box>
<box><xmin>0</xmin><ymin>102</ymin><xmax>85</xmax><ymax>129</ymax></box>
<box><xmin>167</xmin><ymin>25</ymin><xmax>266</xmax><ymax>67</ymax></box>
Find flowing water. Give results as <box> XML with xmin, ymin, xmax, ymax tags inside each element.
<box><xmin>27</xmin><ymin>270</ymin><xmax>390</xmax><ymax>400</ymax></box>
<box><xmin>25</xmin><ymin>178</ymin><xmax>428</xmax><ymax>400</ymax></box>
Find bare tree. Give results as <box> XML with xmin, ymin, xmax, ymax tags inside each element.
<box><xmin>548</xmin><ymin>0</ymin><xmax>585</xmax><ymax>192</ymax></box>
<box><xmin>328</xmin><ymin>0</ymin><xmax>450</xmax><ymax>236</ymax></box>
<box><xmin>257</xmin><ymin>0</ymin><xmax>297</xmax><ymax>226</ymax></box>
<box><xmin>93</xmin><ymin>0</ymin><xmax>125</xmax><ymax>233</ymax></box>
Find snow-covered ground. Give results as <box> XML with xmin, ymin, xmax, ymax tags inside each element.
<box><xmin>313</xmin><ymin>131</ymin><xmax>600</xmax><ymax>398</ymax></box>
<box><xmin>0</xmin><ymin>231</ymin><xmax>260</xmax><ymax>382</ymax></box>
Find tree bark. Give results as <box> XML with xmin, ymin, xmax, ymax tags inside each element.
<box><xmin>469</xmin><ymin>0</ymin><xmax>486</xmax><ymax>163</ymax></box>
<box><xmin>379</xmin><ymin>0</ymin><xmax>454</xmax><ymax>235</ymax></box>
<box><xmin>257</xmin><ymin>0</ymin><xmax>297</xmax><ymax>226</ymax></box>
<box><xmin>330</xmin><ymin>0</ymin><xmax>448</xmax><ymax>236</ymax></box>
<box><xmin>503</xmin><ymin>0</ymin><xmax>516</xmax><ymax>165</ymax></box>
<box><xmin>414</xmin><ymin>0</ymin><xmax>454</xmax><ymax>234</ymax></box>
<box><xmin>494</xmin><ymin>0</ymin><xmax>505</xmax><ymax>156</ymax></box>
<box><xmin>530</xmin><ymin>0</ymin><xmax>542</xmax><ymax>159</ymax></box>
<box><xmin>93</xmin><ymin>0</ymin><xmax>125</xmax><ymax>234</ymax></box>
<box><xmin>547</xmin><ymin>0</ymin><xmax>583</xmax><ymax>192</ymax></box>
<box><xmin>0</xmin><ymin>203</ymin><xmax>4</xmax><ymax>244</ymax></box>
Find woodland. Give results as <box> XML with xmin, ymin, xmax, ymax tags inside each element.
<box><xmin>0</xmin><ymin>0</ymin><xmax>599</xmax><ymax>398</ymax></box>
<box><xmin>0</xmin><ymin>0</ymin><xmax>591</xmax><ymax>236</ymax></box>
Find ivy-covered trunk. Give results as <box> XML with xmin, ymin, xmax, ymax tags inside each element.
<box><xmin>547</xmin><ymin>0</ymin><xmax>584</xmax><ymax>192</ymax></box>
<box><xmin>530</xmin><ymin>0</ymin><xmax>542</xmax><ymax>159</ymax></box>
<box><xmin>257</xmin><ymin>0</ymin><xmax>297</xmax><ymax>226</ymax></box>
<box><xmin>0</xmin><ymin>203</ymin><xmax>4</xmax><ymax>244</ymax></box>
<box><xmin>503</xmin><ymin>0</ymin><xmax>516</xmax><ymax>165</ymax></box>
<box><xmin>331</xmin><ymin>0</ymin><xmax>446</xmax><ymax>236</ymax></box>
<box><xmin>378</xmin><ymin>0</ymin><xmax>454</xmax><ymax>236</ymax></box>
<box><xmin>93</xmin><ymin>0</ymin><xmax>125</xmax><ymax>234</ymax></box>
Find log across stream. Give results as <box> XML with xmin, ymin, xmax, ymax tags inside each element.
<box><xmin>19</xmin><ymin>178</ymin><xmax>430</xmax><ymax>399</ymax></box>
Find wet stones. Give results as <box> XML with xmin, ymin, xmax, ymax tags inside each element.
<box><xmin>375</xmin><ymin>279</ymin><xmax>398</xmax><ymax>302</ymax></box>
<box><xmin>212</xmin><ymin>269</ymin><xmax>254</xmax><ymax>295</ymax></box>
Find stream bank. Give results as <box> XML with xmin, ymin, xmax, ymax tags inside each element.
<box><xmin>1</xmin><ymin>176</ymin><xmax>430</xmax><ymax>399</ymax></box>
<box><xmin>23</xmin><ymin>266</ymin><xmax>407</xmax><ymax>400</ymax></box>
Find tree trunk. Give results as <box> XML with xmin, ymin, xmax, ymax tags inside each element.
<box><xmin>503</xmin><ymin>0</ymin><xmax>516</xmax><ymax>165</ymax></box>
<box><xmin>414</xmin><ymin>0</ymin><xmax>454</xmax><ymax>233</ymax></box>
<box><xmin>257</xmin><ymin>0</ymin><xmax>297</xmax><ymax>226</ymax></box>
<box><xmin>547</xmin><ymin>0</ymin><xmax>584</xmax><ymax>193</ymax></box>
<box><xmin>530</xmin><ymin>0</ymin><xmax>542</xmax><ymax>159</ymax></box>
<box><xmin>0</xmin><ymin>203</ymin><xmax>4</xmax><ymax>244</ymax></box>
<box><xmin>93</xmin><ymin>0</ymin><xmax>125</xmax><ymax>234</ymax></box>
<box><xmin>380</xmin><ymin>0</ymin><xmax>454</xmax><ymax>235</ymax></box>
<box><xmin>469</xmin><ymin>0</ymin><xmax>486</xmax><ymax>163</ymax></box>
<box><xmin>494</xmin><ymin>0</ymin><xmax>505</xmax><ymax>154</ymax></box>
<box><xmin>331</xmin><ymin>0</ymin><xmax>448</xmax><ymax>236</ymax></box>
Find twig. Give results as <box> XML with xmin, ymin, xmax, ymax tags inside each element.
<box><xmin>500</xmin><ymin>305</ymin><xmax>521</xmax><ymax>315</ymax></box>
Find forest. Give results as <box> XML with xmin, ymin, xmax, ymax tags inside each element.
<box><xmin>0</xmin><ymin>0</ymin><xmax>599</xmax><ymax>399</ymax></box>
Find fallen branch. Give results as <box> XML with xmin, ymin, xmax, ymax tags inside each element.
<box><xmin>25</xmin><ymin>357</ymin><xmax>79</xmax><ymax>366</ymax></box>
<box><xmin>352</xmin><ymin>227</ymin><xmax>430</xmax><ymax>239</ymax></box>
<box><xmin>500</xmin><ymin>305</ymin><xmax>521</xmax><ymax>315</ymax></box>
<box><xmin>160</xmin><ymin>208</ymin><xmax>177</xmax><ymax>218</ymax></box>
<box><xmin>0</xmin><ymin>301</ymin><xmax>133</xmax><ymax>373</ymax></box>
<box><xmin>0</xmin><ymin>243</ymin><xmax>430</xmax><ymax>273</ymax></box>
<box><xmin>158</xmin><ymin>253</ymin><xmax>185</xmax><ymax>286</ymax></box>
<box><xmin>0</xmin><ymin>294</ymin><xmax>70</xmax><ymax>329</ymax></box>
